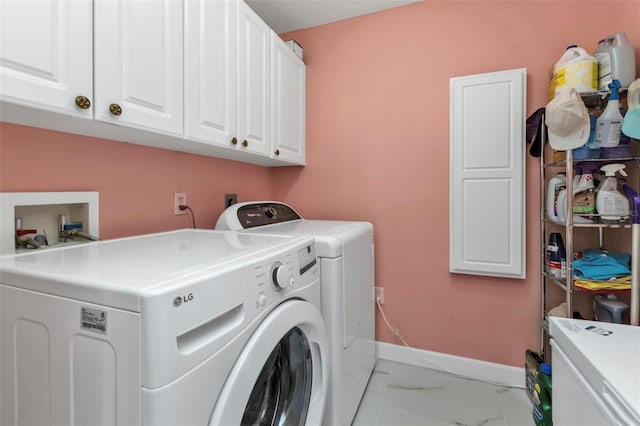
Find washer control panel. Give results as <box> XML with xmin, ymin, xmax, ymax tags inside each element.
<box><xmin>248</xmin><ymin>239</ymin><xmax>317</xmax><ymax>312</ymax></box>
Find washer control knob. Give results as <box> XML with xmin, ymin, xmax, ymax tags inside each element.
<box><xmin>271</xmin><ymin>262</ymin><xmax>291</xmax><ymax>290</ymax></box>
<box><xmin>258</xmin><ymin>294</ymin><xmax>267</xmax><ymax>307</ymax></box>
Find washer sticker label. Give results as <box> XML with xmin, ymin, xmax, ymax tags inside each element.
<box><xmin>585</xmin><ymin>325</ymin><xmax>613</xmax><ymax>336</ymax></box>
<box><xmin>81</xmin><ymin>307</ymin><xmax>107</xmax><ymax>334</ymax></box>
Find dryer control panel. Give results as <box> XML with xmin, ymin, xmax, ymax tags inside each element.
<box><xmin>235</xmin><ymin>202</ymin><xmax>301</xmax><ymax>228</ymax></box>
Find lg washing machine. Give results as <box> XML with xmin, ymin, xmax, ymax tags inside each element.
<box><xmin>217</xmin><ymin>201</ymin><xmax>376</xmax><ymax>426</ymax></box>
<box><xmin>0</xmin><ymin>229</ymin><xmax>328</xmax><ymax>425</ymax></box>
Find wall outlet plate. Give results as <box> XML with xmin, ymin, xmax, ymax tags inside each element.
<box><xmin>174</xmin><ymin>192</ymin><xmax>187</xmax><ymax>215</ymax></box>
<box><xmin>375</xmin><ymin>287</ymin><xmax>384</xmax><ymax>305</ymax></box>
<box><xmin>224</xmin><ymin>193</ymin><xmax>237</xmax><ymax>209</ymax></box>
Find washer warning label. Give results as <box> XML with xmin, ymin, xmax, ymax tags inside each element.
<box><xmin>81</xmin><ymin>307</ymin><xmax>107</xmax><ymax>334</ymax></box>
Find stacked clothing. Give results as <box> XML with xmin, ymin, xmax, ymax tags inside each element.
<box><xmin>573</xmin><ymin>249</ymin><xmax>632</xmax><ymax>291</ymax></box>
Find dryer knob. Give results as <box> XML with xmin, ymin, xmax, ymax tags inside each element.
<box><xmin>272</xmin><ymin>263</ymin><xmax>291</xmax><ymax>290</ymax></box>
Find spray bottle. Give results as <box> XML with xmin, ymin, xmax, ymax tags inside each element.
<box><xmin>596</xmin><ymin>164</ymin><xmax>630</xmax><ymax>221</ymax></box>
<box><xmin>595</xmin><ymin>79</ymin><xmax>623</xmax><ymax>147</ymax></box>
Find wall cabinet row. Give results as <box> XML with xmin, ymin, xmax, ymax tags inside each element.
<box><xmin>0</xmin><ymin>0</ymin><xmax>305</xmax><ymax>167</ymax></box>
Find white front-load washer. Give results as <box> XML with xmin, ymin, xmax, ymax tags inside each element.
<box><xmin>0</xmin><ymin>229</ymin><xmax>328</xmax><ymax>426</ymax></box>
<box><xmin>216</xmin><ymin>201</ymin><xmax>376</xmax><ymax>426</ymax></box>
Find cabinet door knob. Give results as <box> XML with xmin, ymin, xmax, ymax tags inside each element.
<box><xmin>242</xmin><ymin>140</ymin><xmax>248</xmax><ymax>147</ymax></box>
<box><xmin>109</xmin><ymin>103</ymin><xmax>123</xmax><ymax>116</ymax></box>
<box><xmin>274</xmin><ymin>149</ymin><xmax>280</xmax><ymax>156</ymax></box>
<box><xmin>75</xmin><ymin>95</ymin><xmax>91</xmax><ymax>109</ymax></box>
<box><xmin>231</xmin><ymin>137</ymin><xmax>238</xmax><ymax>145</ymax></box>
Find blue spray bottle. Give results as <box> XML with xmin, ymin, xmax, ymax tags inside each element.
<box><xmin>595</xmin><ymin>79</ymin><xmax>623</xmax><ymax>147</ymax></box>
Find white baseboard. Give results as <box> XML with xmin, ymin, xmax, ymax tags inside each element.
<box><xmin>376</xmin><ymin>341</ymin><xmax>526</xmax><ymax>389</ymax></box>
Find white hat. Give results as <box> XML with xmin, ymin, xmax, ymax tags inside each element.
<box><xmin>545</xmin><ymin>86</ymin><xmax>590</xmax><ymax>150</ymax></box>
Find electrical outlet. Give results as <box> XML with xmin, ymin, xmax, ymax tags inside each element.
<box><xmin>375</xmin><ymin>287</ymin><xmax>384</xmax><ymax>305</ymax></box>
<box><xmin>174</xmin><ymin>192</ymin><xmax>187</xmax><ymax>215</ymax></box>
<box><xmin>224</xmin><ymin>193</ymin><xmax>237</xmax><ymax>209</ymax></box>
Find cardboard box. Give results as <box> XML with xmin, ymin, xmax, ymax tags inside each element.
<box><xmin>285</xmin><ymin>40</ymin><xmax>303</xmax><ymax>61</ymax></box>
<box><xmin>525</xmin><ymin>350</ymin><xmax>544</xmax><ymax>404</ymax></box>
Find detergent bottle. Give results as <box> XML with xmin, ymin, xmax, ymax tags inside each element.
<box><xmin>595</xmin><ymin>80</ymin><xmax>623</xmax><ymax>147</ymax></box>
<box><xmin>595</xmin><ymin>33</ymin><xmax>636</xmax><ymax>89</ymax></box>
<box><xmin>532</xmin><ymin>362</ymin><xmax>553</xmax><ymax>426</ymax></box>
<box><xmin>556</xmin><ymin>166</ymin><xmax>581</xmax><ymax>224</ymax></box>
<box><xmin>546</xmin><ymin>173</ymin><xmax>567</xmax><ymax>222</ymax></box>
<box><xmin>596</xmin><ymin>164</ymin><xmax>630</xmax><ymax>221</ymax></box>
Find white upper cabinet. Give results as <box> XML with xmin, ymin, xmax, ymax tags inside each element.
<box><xmin>449</xmin><ymin>68</ymin><xmax>526</xmax><ymax>279</ymax></box>
<box><xmin>94</xmin><ymin>0</ymin><xmax>184</xmax><ymax>137</ymax></box>
<box><xmin>271</xmin><ymin>33</ymin><xmax>306</xmax><ymax>164</ymax></box>
<box><xmin>0</xmin><ymin>0</ymin><xmax>305</xmax><ymax>167</ymax></box>
<box><xmin>0</xmin><ymin>0</ymin><xmax>93</xmax><ymax>118</ymax></box>
<box><xmin>236</xmin><ymin>0</ymin><xmax>271</xmax><ymax>157</ymax></box>
<box><xmin>184</xmin><ymin>0</ymin><xmax>237</xmax><ymax>147</ymax></box>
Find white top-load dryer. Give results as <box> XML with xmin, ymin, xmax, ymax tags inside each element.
<box><xmin>1</xmin><ymin>229</ymin><xmax>328</xmax><ymax>426</ymax></box>
<box><xmin>216</xmin><ymin>201</ymin><xmax>376</xmax><ymax>426</ymax></box>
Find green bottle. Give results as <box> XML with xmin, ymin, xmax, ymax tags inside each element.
<box><xmin>532</xmin><ymin>362</ymin><xmax>553</xmax><ymax>426</ymax></box>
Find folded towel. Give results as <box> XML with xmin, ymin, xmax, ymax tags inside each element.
<box><xmin>573</xmin><ymin>253</ymin><xmax>631</xmax><ymax>280</ymax></box>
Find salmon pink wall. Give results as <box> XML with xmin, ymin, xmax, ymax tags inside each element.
<box><xmin>275</xmin><ymin>1</ymin><xmax>640</xmax><ymax>366</ymax></box>
<box><xmin>1</xmin><ymin>2</ymin><xmax>639</xmax><ymax>368</ymax></box>
<box><xmin>0</xmin><ymin>123</ymin><xmax>274</xmax><ymax>238</ymax></box>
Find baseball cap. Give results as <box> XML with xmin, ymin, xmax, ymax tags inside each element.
<box><xmin>622</xmin><ymin>78</ymin><xmax>640</xmax><ymax>140</ymax></box>
<box><xmin>545</xmin><ymin>86</ymin><xmax>590</xmax><ymax>150</ymax></box>
<box><xmin>526</xmin><ymin>107</ymin><xmax>546</xmax><ymax>157</ymax></box>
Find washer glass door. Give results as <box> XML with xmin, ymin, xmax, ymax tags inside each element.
<box><xmin>242</xmin><ymin>327</ymin><xmax>312</xmax><ymax>426</ymax></box>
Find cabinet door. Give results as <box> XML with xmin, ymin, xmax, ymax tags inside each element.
<box><xmin>271</xmin><ymin>34</ymin><xmax>306</xmax><ymax>165</ymax></box>
<box><xmin>449</xmin><ymin>68</ymin><xmax>526</xmax><ymax>279</ymax></box>
<box><xmin>236</xmin><ymin>0</ymin><xmax>270</xmax><ymax>156</ymax></box>
<box><xmin>184</xmin><ymin>0</ymin><xmax>236</xmax><ymax>147</ymax></box>
<box><xmin>0</xmin><ymin>0</ymin><xmax>92</xmax><ymax>118</ymax></box>
<box><xmin>94</xmin><ymin>0</ymin><xmax>183</xmax><ymax>137</ymax></box>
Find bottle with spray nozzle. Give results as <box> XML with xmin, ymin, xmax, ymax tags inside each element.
<box><xmin>595</xmin><ymin>80</ymin><xmax>623</xmax><ymax>147</ymax></box>
<box><xmin>596</xmin><ymin>163</ymin><xmax>630</xmax><ymax>221</ymax></box>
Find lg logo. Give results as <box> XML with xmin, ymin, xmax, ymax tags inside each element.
<box><xmin>173</xmin><ymin>293</ymin><xmax>194</xmax><ymax>308</ymax></box>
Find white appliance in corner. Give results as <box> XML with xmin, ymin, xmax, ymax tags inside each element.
<box><xmin>550</xmin><ymin>317</ymin><xmax>640</xmax><ymax>425</ymax></box>
<box><xmin>0</xmin><ymin>229</ymin><xmax>328</xmax><ymax>425</ymax></box>
<box><xmin>216</xmin><ymin>201</ymin><xmax>376</xmax><ymax>426</ymax></box>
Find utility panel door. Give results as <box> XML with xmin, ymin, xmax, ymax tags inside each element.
<box><xmin>449</xmin><ymin>68</ymin><xmax>526</xmax><ymax>279</ymax></box>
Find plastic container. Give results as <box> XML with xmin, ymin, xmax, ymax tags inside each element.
<box><xmin>595</xmin><ymin>295</ymin><xmax>630</xmax><ymax>323</ymax></box>
<box><xmin>595</xmin><ymin>33</ymin><xmax>636</xmax><ymax>90</ymax></box>
<box><xmin>549</xmin><ymin>45</ymin><xmax>598</xmax><ymax>99</ymax></box>
<box><xmin>546</xmin><ymin>233</ymin><xmax>566</xmax><ymax>279</ymax></box>
<box><xmin>532</xmin><ymin>362</ymin><xmax>553</xmax><ymax>426</ymax></box>
<box><xmin>547</xmin><ymin>173</ymin><xmax>567</xmax><ymax>222</ymax></box>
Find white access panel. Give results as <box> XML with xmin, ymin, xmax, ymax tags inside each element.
<box><xmin>449</xmin><ymin>68</ymin><xmax>526</xmax><ymax>279</ymax></box>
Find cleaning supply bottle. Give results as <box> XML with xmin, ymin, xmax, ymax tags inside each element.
<box><xmin>596</xmin><ymin>164</ymin><xmax>630</xmax><ymax>221</ymax></box>
<box><xmin>595</xmin><ymin>80</ymin><xmax>623</xmax><ymax>147</ymax></box>
<box><xmin>556</xmin><ymin>166</ymin><xmax>580</xmax><ymax>224</ymax></box>
<box><xmin>532</xmin><ymin>362</ymin><xmax>553</xmax><ymax>426</ymax></box>
<box><xmin>546</xmin><ymin>233</ymin><xmax>566</xmax><ymax>279</ymax></box>
<box><xmin>594</xmin><ymin>33</ymin><xmax>637</xmax><ymax>90</ymax></box>
<box><xmin>547</xmin><ymin>173</ymin><xmax>566</xmax><ymax>222</ymax></box>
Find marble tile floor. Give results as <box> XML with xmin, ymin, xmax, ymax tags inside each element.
<box><xmin>352</xmin><ymin>359</ymin><xmax>535</xmax><ymax>426</ymax></box>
